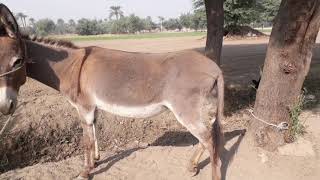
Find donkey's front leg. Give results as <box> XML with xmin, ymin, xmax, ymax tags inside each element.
<box><xmin>77</xmin><ymin>108</ymin><xmax>96</xmax><ymax>179</ymax></box>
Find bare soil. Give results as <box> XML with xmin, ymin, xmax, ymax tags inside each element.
<box><xmin>0</xmin><ymin>35</ymin><xmax>319</xmax><ymax>180</ymax></box>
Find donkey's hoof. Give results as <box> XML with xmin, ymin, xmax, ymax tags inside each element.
<box><xmin>74</xmin><ymin>170</ymin><xmax>90</xmax><ymax>180</ymax></box>
<box><xmin>187</xmin><ymin>164</ymin><xmax>199</xmax><ymax>176</ymax></box>
<box><xmin>94</xmin><ymin>154</ymin><xmax>100</xmax><ymax>161</ymax></box>
<box><xmin>94</xmin><ymin>161</ymin><xmax>99</xmax><ymax>168</ymax></box>
<box><xmin>74</xmin><ymin>174</ymin><xmax>89</xmax><ymax>180</ymax></box>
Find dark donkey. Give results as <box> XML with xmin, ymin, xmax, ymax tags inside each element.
<box><xmin>0</xmin><ymin>4</ymin><xmax>225</xmax><ymax>180</ymax></box>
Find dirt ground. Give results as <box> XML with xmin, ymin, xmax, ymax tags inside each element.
<box><xmin>0</xmin><ymin>35</ymin><xmax>319</xmax><ymax>180</ymax></box>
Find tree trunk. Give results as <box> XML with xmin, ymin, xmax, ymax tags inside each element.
<box><xmin>205</xmin><ymin>0</ymin><xmax>224</xmax><ymax>65</ymax></box>
<box><xmin>253</xmin><ymin>0</ymin><xmax>320</xmax><ymax>151</ymax></box>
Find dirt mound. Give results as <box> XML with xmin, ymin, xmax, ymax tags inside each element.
<box><xmin>0</xmin><ymin>122</ymin><xmax>82</xmax><ymax>172</ymax></box>
<box><xmin>224</xmin><ymin>25</ymin><xmax>267</xmax><ymax>38</ymax></box>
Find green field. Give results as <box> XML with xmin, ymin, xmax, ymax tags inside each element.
<box><xmin>53</xmin><ymin>32</ymin><xmax>207</xmax><ymax>42</ymax></box>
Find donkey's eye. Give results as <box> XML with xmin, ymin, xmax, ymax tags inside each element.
<box><xmin>13</xmin><ymin>58</ymin><xmax>23</xmax><ymax>68</ymax></box>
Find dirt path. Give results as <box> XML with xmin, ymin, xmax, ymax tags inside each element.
<box><xmin>0</xmin><ymin>36</ymin><xmax>319</xmax><ymax>180</ymax></box>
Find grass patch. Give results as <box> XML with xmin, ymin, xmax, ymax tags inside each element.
<box><xmin>52</xmin><ymin>32</ymin><xmax>206</xmax><ymax>42</ymax></box>
<box><xmin>288</xmin><ymin>95</ymin><xmax>306</xmax><ymax>141</ymax></box>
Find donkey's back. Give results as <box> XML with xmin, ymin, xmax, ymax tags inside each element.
<box><xmin>80</xmin><ymin>47</ymin><xmax>222</xmax><ymax>106</ymax></box>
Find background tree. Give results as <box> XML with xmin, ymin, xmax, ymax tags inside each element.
<box><xmin>55</xmin><ymin>18</ymin><xmax>66</xmax><ymax>34</ymax></box>
<box><xmin>66</xmin><ymin>19</ymin><xmax>77</xmax><ymax>34</ymax></box>
<box><xmin>108</xmin><ymin>17</ymin><xmax>129</xmax><ymax>34</ymax></box>
<box><xmin>158</xmin><ymin>16</ymin><xmax>165</xmax><ymax>31</ymax></box>
<box><xmin>194</xmin><ymin>0</ymin><xmax>224</xmax><ymax>65</ymax></box>
<box><xmin>127</xmin><ymin>14</ymin><xmax>144</xmax><ymax>33</ymax></box>
<box><xmin>76</xmin><ymin>18</ymin><xmax>102</xmax><ymax>35</ymax></box>
<box><xmin>193</xmin><ymin>0</ymin><xmax>280</xmax><ymax>30</ymax></box>
<box><xmin>191</xmin><ymin>9</ymin><xmax>207</xmax><ymax>31</ymax></box>
<box><xmin>192</xmin><ymin>0</ymin><xmax>281</xmax><ymax>64</ymax></box>
<box><xmin>29</xmin><ymin>18</ymin><xmax>36</xmax><ymax>27</ymax></box>
<box><xmin>25</xmin><ymin>17</ymin><xmax>37</xmax><ymax>34</ymax></box>
<box><xmin>35</xmin><ymin>18</ymin><xmax>56</xmax><ymax>36</ymax></box>
<box><xmin>109</xmin><ymin>6</ymin><xmax>124</xmax><ymax>20</ymax></box>
<box><xmin>253</xmin><ymin>0</ymin><xmax>320</xmax><ymax>150</ymax></box>
<box><xmin>21</xmin><ymin>13</ymin><xmax>28</xmax><ymax>27</ymax></box>
<box><xmin>223</xmin><ymin>0</ymin><xmax>260</xmax><ymax>27</ymax></box>
<box><xmin>179</xmin><ymin>13</ymin><xmax>193</xmax><ymax>29</ymax></box>
<box><xmin>16</xmin><ymin>12</ymin><xmax>28</xmax><ymax>27</ymax></box>
<box><xmin>163</xmin><ymin>18</ymin><xmax>182</xmax><ymax>31</ymax></box>
<box><xmin>143</xmin><ymin>16</ymin><xmax>156</xmax><ymax>32</ymax></box>
<box><xmin>259</xmin><ymin>0</ymin><xmax>281</xmax><ymax>26</ymax></box>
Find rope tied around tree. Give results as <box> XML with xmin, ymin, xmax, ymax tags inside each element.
<box><xmin>247</xmin><ymin>109</ymin><xmax>289</xmax><ymax>131</ymax></box>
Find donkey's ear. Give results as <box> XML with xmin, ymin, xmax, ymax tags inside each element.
<box><xmin>0</xmin><ymin>4</ymin><xmax>20</xmax><ymax>38</ymax></box>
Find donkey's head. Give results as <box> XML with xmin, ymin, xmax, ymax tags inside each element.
<box><xmin>0</xmin><ymin>4</ymin><xmax>27</xmax><ymax>115</ymax></box>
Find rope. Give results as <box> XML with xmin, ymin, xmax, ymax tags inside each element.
<box><xmin>247</xmin><ymin>109</ymin><xmax>289</xmax><ymax>131</ymax></box>
<box><xmin>0</xmin><ymin>115</ymin><xmax>13</xmax><ymax>136</ymax></box>
<box><xmin>0</xmin><ymin>103</ymin><xmax>24</xmax><ymax>137</ymax></box>
<box><xmin>0</xmin><ymin>63</ymin><xmax>24</xmax><ymax>78</ymax></box>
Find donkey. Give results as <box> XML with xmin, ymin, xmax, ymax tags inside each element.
<box><xmin>0</xmin><ymin>4</ymin><xmax>225</xmax><ymax>180</ymax></box>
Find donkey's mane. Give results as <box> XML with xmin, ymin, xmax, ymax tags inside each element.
<box><xmin>21</xmin><ymin>34</ymin><xmax>78</xmax><ymax>49</ymax></box>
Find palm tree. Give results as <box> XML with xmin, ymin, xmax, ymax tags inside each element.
<box><xmin>15</xmin><ymin>13</ymin><xmax>22</xmax><ymax>26</ymax></box>
<box><xmin>28</xmin><ymin>17</ymin><xmax>36</xmax><ymax>34</ymax></box>
<box><xmin>29</xmin><ymin>18</ymin><xmax>35</xmax><ymax>27</ymax></box>
<box><xmin>158</xmin><ymin>16</ymin><xmax>165</xmax><ymax>32</ymax></box>
<box><xmin>16</xmin><ymin>12</ymin><xmax>27</xmax><ymax>27</ymax></box>
<box><xmin>109</xmin><ymin>6</ymin><xmax>124</xmax><ymax>20</ymax></box>
<box><xmin>21</xmin><ymin>14</ymin><xmax>28</xmax><ymax>27</ymax></box>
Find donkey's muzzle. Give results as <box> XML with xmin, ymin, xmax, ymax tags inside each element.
<box><xmin>0</xmin><ymin>99</ymin><xmax>16</xmax><ymax>115</ymax></box>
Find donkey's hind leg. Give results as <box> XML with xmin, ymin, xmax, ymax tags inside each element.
<box><xmin>167</xmin><ymin>97</ymin><xmax>221</xmax><ymax>180</ymax></box>
<box><xmin>77</xmin><ymin>107</ymin><xmax>96</xmax><ymax>179</ymax></box>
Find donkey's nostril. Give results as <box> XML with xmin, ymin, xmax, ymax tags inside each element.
<box><xmin>8</xmin><ymin>100</ymin><xmax>15</xmax><ymax>113</ymax></box>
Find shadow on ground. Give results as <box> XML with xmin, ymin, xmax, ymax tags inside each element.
<box><xmin>91</xmin><ymin>129</ymin><xmax>246</xmax><ymax>180</ymax></box>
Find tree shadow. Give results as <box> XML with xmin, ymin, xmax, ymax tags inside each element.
<box><xmin>195</xmin><ymin>43</ymin><xmax>320</xmax><ymax>115</ymax></box>
<box><xmin>90</xmin><ymin>129</ymin><xmax>246</xmax><ymax>180</ymax></box>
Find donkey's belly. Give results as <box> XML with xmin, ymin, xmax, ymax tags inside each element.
<box><xmin>95</xmin><ymin>98</ymin><xmax>167</xmax><ymax>118</ymax></box>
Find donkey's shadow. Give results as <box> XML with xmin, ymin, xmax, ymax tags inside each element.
<box><xmin>90</xmin><ymin>129</ymin><xmax>246</xmax><ymax>180</ymax></box>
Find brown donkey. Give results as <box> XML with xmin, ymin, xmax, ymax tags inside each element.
<box><xmin>0</xmin><ymin>4</ymin><xmax>225</xmax><ymax>180</ymax></box>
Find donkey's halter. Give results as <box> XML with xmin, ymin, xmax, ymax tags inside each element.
<box><xmin>0</xmin><ymin>62</ymin><xmax>25</xmax><ymax>78</ymax></box>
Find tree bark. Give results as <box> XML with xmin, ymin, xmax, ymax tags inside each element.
<box><xmin>253</xmin><ymin>0</ymin><xmax>320</xmax><ymax>151</ymax></box>
<box><xmin>205</xmin><ymin>0</ymin><xmax>224</xmax><ymax>65</ymax></box>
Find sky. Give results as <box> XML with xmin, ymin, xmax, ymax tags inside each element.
<box><xmin>0</xmin><ymin>0</ymin><xmax>193</xmax><ymax>22</ymax></box>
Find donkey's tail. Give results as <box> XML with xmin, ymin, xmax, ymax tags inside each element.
<box><xmin>212</xmin><ymin>73</ymin><xmax>224</xmax><ymax>162</ymax></box>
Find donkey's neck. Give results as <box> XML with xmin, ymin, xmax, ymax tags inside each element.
<box><xmin>25</xmin><ymin>40</ymin><xmax>85</xmax><ymax>93</ymax></box>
